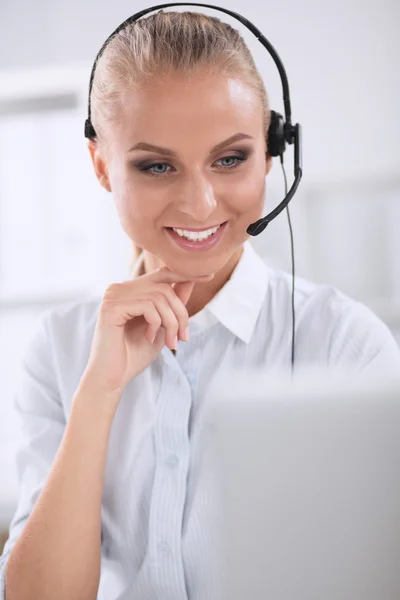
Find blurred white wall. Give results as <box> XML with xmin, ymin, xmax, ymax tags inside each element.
<box><xmin>0</xmin><ymin>0</ymin><xmax>399</xmax><ymax>530</ymax></box>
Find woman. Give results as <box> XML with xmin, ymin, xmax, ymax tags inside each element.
<box><xmin>1</xmin><ymin>10</ymin><xmax>399</xmax><ymax>600</ymax></box>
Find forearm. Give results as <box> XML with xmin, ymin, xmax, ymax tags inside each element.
<box><xmin>5</xmin><ymin>381</ymin><xmax>121</xmax><ymax>600</ymax></box>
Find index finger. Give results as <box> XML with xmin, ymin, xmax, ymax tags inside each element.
<box><xmin>150</xmin><ymin>266</ymin><xmax>214</xmax><ymax>283</ymax></box>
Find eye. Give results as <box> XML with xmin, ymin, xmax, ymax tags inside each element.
<box><xmin>142</xmin><ymin>162</ymin><xmax>171</xmax><ymax>176</ymax></box>
<box><xmin>134</xmin><ymin>151</ymin><xmax>249</xmax><ymax>178</ymax></box>
<box><xmin>214</xmin><ymin>153</ymin><xmax>248</xmax><ymax>169</ymax></box>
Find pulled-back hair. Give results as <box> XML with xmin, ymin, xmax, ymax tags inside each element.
<box><xmin>90</xmin><ymin>10</ymin><xmax>270</xmax><ymax>271</ymax></box>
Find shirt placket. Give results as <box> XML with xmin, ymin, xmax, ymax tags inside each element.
<box><xmin>148</xmin><ymin>353</ymin><xmax>192</xmax><ymax>600</ymax></box>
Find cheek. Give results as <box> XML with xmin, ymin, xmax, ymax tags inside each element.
<box><xmin>114</xmin><ymin>191</ymin><xmax>145</xmax><ymax>236</ymax></box>
<box><xmin>226</xmin><ymin>165</ymin><xmax>266</xmax><ymax>214</ymax></box>
<box><xmin>107</xmin><ymin>161</ymin><xmax>160</xmax><ymax>242</ymax></box>
<box><xmin>111</xmin><ymin>176</ymin><xmax>166</xmax><ymax>241</ymax></box>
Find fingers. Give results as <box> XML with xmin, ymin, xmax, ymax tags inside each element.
<box><xmin>127</xmin><ymin>266</ymin><xmax>213</xmax><ymax>345</ymax></box>
<box><xmin>121</xmin><ymin>300</ymin><xmax>162</xmax><ymax>336</ymax></box>
<box><xmin>106</xmin><ymin>264</ymin><xmax>214</xmax><ymax>351</ymax></box>
<box><xmin>122</xmin><ymin>298</ymin><xmax>177</xmax><ymax>349</ymax></box>
<box><xmin>149</xmin><ymin>266</ymin><xmax>215</xmax><ymax>284</ymax></box>
<box><xmin>156</xmin><ymin>282</ymin><xmax>194</xmax><ymax>339</ymax></box>
<box><xmin>151</xmin><ymin>294</ymin><xmax>182</xmax><ymax>349</ymax></box>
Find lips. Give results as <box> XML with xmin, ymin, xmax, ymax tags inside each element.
<box><xmin>165</xmin><ymin>220</ymin><xmax>228</xmax><ymax>252</ymax></box>
<box><xmin>166</xmin><ymin>221</ymin><xmax>227</xmax><ymax>232</ymax></box>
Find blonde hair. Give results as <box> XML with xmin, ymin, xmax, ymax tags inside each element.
<box><xmin>90</xmin><ymin>10</ymin><xmax>271</xmax><ymax>273</ymax></box>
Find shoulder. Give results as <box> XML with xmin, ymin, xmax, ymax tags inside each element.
<box><xmin>24</xmin><ymin>295</ymin><xmax>100</xmax><ymax>354</ymax></box>
<box><xmin>47</xmin><ymin>295</ymin><xmax>101</xmax><ymax>357</ymax></box>
<box><xmin>264</xmin><ymin>266</ymin><xmax>400</xmax><ymax>372</ymax></box>
<box><xmin>265</xmin><ymin>264</ymin><xmax>354</xmax><ymax>327</ymax></box>
<box><xmin>43</xmin><ymin>296</ymin><xmax>101</xmax><ymax>337</ymax></box>
<box><xmin>23</xmin><ymin>296</ymin><xmax>102</xmax><ymax>400</ymax></box>
<box><xmin>31</xmin><ymin>296</ymin><xmax>101</xmax><ymax>355</ymax></box>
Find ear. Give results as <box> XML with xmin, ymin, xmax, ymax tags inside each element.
<box><xmin>265</xmin><ymin>152</ymin><xmax>273</xmax><ymax>176</ymax></box>
<box><xmin>87</xmin><ymin>140</ymin><xmax>111</xmax><ymax>192</ymax></box>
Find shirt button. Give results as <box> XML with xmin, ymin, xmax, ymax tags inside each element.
<box><xmin>165</xmin><ymin>454</ymin><xmax>179</xmax><ymax>468</ymax></box>
<box><xmin>158</xmin><ymin>541</ymin><xmax>170</xmax><ymax>553</ymax></box>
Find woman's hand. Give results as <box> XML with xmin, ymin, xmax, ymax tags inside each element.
<box><xmin>81</xmin><ymin>266</ymin><xmax>214</xmax><ymax>398</ymax></box>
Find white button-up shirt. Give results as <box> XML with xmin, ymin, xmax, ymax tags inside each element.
<box><xmin>1</xmin><ymin>241</ymin><xmax>399</xmax><ymax>599</ymax></box>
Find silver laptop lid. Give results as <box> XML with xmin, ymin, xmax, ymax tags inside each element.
<box><xmin>206</xmin><ymin>369</ymin><xmax>400</xmax><ymax>600</ymax></box>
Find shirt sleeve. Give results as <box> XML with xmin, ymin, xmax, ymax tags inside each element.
<box><xmin>0</xmin><ymin>311</ymin><xmax>66</xmax><ymax>599</ymax></box>
<box><xmin>328</xmin><ymin>300</ymin><xmax>400</xmax><ymax>376</ymax></box>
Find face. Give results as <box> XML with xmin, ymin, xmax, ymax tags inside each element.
<box><xmin>89</xmin><ymin>69</ymin><xmax>272</xmax><ymax>278</ymax></box>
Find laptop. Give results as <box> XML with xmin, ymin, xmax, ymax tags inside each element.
<box><xmin>206</xmin><ymin>368</ymin><xmax>400</xmax><ymax>600</ymax></box>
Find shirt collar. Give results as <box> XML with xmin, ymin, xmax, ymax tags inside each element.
<box><xmin>130</xmin><ymin>240</ymin><xmax>269</xmax><ymax>344</ymax></box>
<box><xmin>190</xmin><ymin>240</ymin><xmax>269</xmax><ymax>343</ymax></box>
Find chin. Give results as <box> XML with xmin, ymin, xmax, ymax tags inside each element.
<box><xmin>168</xmin><ymin>249</ymin><xmax>236</xmax><ymax>278</ymax></box>
<box><xmin>170</xmin><ymin>260</ymin><xmax>219</xmax><ymax>278</ymax></box>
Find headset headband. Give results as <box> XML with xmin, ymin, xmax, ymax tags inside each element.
<box><xmin>84</xmin><ymin>2</ymin><xmax>302</xmax><ymax>235</ymax></box>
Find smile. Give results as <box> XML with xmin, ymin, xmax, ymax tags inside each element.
<box><xmin>171</xmin><ymin>224</ymin><xmax>221</xmax><ymax>241</ymax></box>
<box><xmin>165</xmin><ymin>221</ymin><xmax>228</xmax><ymax>252</ymax></box>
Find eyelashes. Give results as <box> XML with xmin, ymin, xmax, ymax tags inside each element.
<box><xmin>133</xmin><ymin>150</ymin><xmax>250</xmax><ymax>178</ymax></box>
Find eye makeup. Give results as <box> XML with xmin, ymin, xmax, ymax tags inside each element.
<box><xmin>131</xmin><ymin>147</ymin><xmax>253</xmax><ymax>177</ymax></box>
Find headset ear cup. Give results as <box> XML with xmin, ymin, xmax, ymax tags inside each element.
<box><xmin>267</xmin><ymin>110</ymin><xmax>286</xmax><ymax>157</ymax></box>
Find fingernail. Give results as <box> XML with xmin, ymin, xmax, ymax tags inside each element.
<box><xmin>174</xmin><ymin>336</ymin><xmax>179</xmax><ymax>350</ymax></box>
<box><xmin>182</xmin><ymin>326</ymin><xmax>190</xmax><ymax>341</ymax></box>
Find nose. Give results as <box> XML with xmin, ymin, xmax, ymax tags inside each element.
<box><xmin>175</xmin><ymin>172</ymin><xmax>217</xmax><ymax>222</ymax></box>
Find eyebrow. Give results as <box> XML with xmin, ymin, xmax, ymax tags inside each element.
<box><xmin>127</xmin><ymin>133</ymin><xmax>254</xmax><ymax>157</ymax></box>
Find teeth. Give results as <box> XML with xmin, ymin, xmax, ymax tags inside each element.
<box><xmin>172</xmin><ymin>224</ymin><xmax>220</xmax><ymax>241</ymax></box>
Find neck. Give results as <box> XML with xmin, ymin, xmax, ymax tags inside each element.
<box><xmin>141</xmin><ymin>246</ymin><xmax>244</xmax><ymax>317</ymax></box>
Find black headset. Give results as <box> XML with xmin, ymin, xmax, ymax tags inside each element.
<box><xmin>84</xmin><ymin>3</ymin><xmax>303</xmax><ymax>370</ymax></box>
